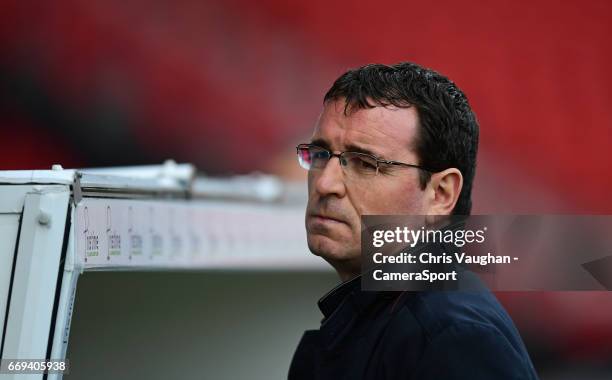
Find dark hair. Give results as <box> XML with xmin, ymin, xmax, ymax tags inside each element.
<box><xmin>323</xmin><ymin>62</ymin><xmax>479</xmax><ymax>215</ymax></box>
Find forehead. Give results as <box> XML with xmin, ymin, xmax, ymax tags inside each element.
<box><xmin>311</xmin><ymin>99</ymin><xmax>419</xmax><ymax>159</ymax></box>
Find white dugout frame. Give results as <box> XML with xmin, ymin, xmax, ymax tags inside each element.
<box><xmin>0</xmin><ymin>164</ymin><xmax>324</xmax><ymax>380</ymax></box>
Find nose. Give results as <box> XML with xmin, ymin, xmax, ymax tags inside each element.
<box><xmin>311</xmin><ymin>156</ymin><xmax>347</xmax><ymax>198</ymax></box>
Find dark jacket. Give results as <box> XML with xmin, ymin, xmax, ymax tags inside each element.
<box><xmin>288</xmin><ymin>271</ymin><xmax>539</xmax><ymax>379</ymax></box>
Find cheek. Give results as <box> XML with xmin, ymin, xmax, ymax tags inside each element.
<box><xmin>356</xmin><ymin>180</ymin><xmax>426</xmax><ymax>215</ymax></box>
<box><xmin>306</xmin><ymin>172</ymin><xmax>318</xmax><ymax>206</ymax></box>
<box><xmin>306</xmin><ymin>170</ymin><xmax>314</xmax><ymax>192</ymax></box>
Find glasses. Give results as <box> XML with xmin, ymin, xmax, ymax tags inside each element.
<box><xmin>296</xmin><ymin>143</ymin><xmax>431</xmax><ymax>179</ymax></box>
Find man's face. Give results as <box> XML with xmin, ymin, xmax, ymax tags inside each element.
<box><xmin>305</xmin><ymin>99</ymin><xmax>428</xmax><ymax>277</ymax></box>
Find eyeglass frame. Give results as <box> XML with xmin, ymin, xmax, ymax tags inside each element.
<box><xmin>296</xmin><ymin>143</ymin><xmax>433</xmax><ymax>176</ymax></box>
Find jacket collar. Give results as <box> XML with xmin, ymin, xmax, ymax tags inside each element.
<box><xmin>318</xmin><ymin>274</ymin><xmax>392</xmax><ymax>321</ymax></box>
<box><xmin>317</xmin><ymin>275</ymin><xmax>360</xmax><ymax>319</ymax></box>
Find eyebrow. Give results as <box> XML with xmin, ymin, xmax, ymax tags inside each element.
<box><xmin>309</xmin><ymin>138</ymin><xmax>388</xmax><ymax>160</ymax></box>
<box><xmin>310</xmin><ymin>138</ymin><xmax>331</xmax><ymax>150</ymax></box>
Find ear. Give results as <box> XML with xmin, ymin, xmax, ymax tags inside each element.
<box><xmin>425</xmin><ymin>168</ymin><xmax>463</xmax><ymax>215</ymax></box>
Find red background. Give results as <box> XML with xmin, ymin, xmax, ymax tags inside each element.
<box><xmin>1</xmin><ymin>1</ymin><xmax>611</xmax><ymax>375</ymax></box>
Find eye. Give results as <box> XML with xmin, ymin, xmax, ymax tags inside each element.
<box><xmin>346</xmin><ymin>154</ymin><xmax>378</xmax><ymax>175</ymax></box>
<box><xmin>312</xmin><ymin>150</ymin><xmax>329</xmax><ymax>159</ymax></box>
<box><xmin>357</xmin><ymin>158</ymin><xmax>376</xmax><ymax>169</ymax></box>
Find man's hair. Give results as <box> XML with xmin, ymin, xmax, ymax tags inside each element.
<box><xmin>323</xmin><ymin>62</ymin><xmax>479</xmax><ymax>215</ymax></box>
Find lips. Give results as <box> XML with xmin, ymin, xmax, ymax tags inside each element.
<box><xmin>309</xmin><ymin>213</ymin><xmax>347</xmax><ymax>225</ymax></box>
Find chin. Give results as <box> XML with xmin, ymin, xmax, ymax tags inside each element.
<box><xmin>306</xmin><ymin>233</ymin><xmax>358</xmax><ymax>262</ymax></box>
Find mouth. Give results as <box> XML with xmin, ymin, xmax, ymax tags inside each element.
<box><xmin>308</xmin><ymin>213</ymin><xmax>348</xmax><ymax>226</ymax></box>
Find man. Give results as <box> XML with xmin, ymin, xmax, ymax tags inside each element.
<box><xmin>289</xmin><ymin>62</ymin><xmax>538</xmax><ymax>379</ymax></box>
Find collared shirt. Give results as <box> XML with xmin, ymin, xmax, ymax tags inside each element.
<box><xmin>289</xmin><ymin>269</ymin><xmax>539</xmax><ymax>379</ymax></box>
